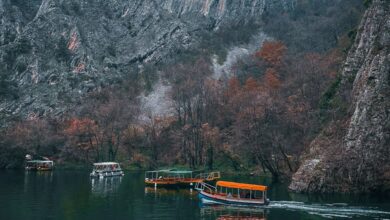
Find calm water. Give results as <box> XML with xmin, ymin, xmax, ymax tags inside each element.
<box><xmin>0</xmin><ymin>170</ymin><xmax>390</xmax><ymax>220</ymax></box>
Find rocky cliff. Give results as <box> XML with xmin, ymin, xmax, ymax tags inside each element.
<box><xmin>289</xmin><ymin>0</ymin><xmax>390</xmax><ymax>193</ymax></box>
<box><xmin>0</xmin><ymin>0</ymin><xmax>294</xmax><ymax>122</ymax></box>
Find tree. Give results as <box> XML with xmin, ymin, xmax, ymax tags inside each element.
<box><xmin>244</xmin><ymin>77</ymin><xmax>259</xmax><ymax>91</ymax></box>
<box><xmin>255</xmin><ymin>41</ymin><xmax>287</xmax><ymax>66</ymax></box>
<box><xmin>227</xmin><ymin>77</ymin><xmax>241</xmax><ymax>97</ymax></box>
<box><xmin>166</xmin><ymin>58</ymin><xmax>225</xmax><ymax>168</ymax></box>
<box><xmin>201</xmin><ymin>123</ymin><xmax>220</xmax><ymax>170</ymax></box>
<box><xmin>1</xmin><ymin>117</ymin><xmax>64</xmax><ymax>167</ymax></box>
<box><xmin>66</xmin><ymin>89</ymin><xmax>139</xmax><ymax>162</ymax></box>
<box><xmin>264</xmin><ymin>68</ymin><xmax>281</xmax><ymax>90</ymax></box>
<box><xmin>63</xmin><ymin>118</ymin><xmax>98</xmax><ymax>162</ymax></box>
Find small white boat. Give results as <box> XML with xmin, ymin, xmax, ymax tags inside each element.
<box><xmin>90</xmin><ymin>162</ymin><xmax>124</xmax><ymax>178</ymax></box>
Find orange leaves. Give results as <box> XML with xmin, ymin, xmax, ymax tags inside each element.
<box><xmin>151</xmin><ymin>116</ymin><xmax>175</xmax><ymax>130</ymax></box>
<box><xmin>64</xmin><ymin>118</ymin><xmax>96</xmax><ymax>136</ymax></box>
<box><xmin>224</xmin><ymin>75</ymin><xmax>270</xmax><ymax>124</ymax></box>
<box><xmin>264</xmin><ymin>68</ymin><xmax>281</xmax><ymax>90</ymax></box>
<box><xmin>227</xmin><ymin>77</ymin><xmax>240</xmax><ymax>97</ymax></box>
<box><xmin>254</xmin><ymin>40</ymin><xmax>285</xmax><ymax>92</ymax></box>
<box><xmin>256</xmin><ymin>41</ymin><xmax>287</xmax><ymax>66</ymax></box>
<box><xmin>226</xmin><ymin>76</ymin><xmax>270</xmax><ymax>102</ymax></box>
<box><xmin>244</xmin><ymin>77</ymin><xmax>259</xmax><ymax>91</ymax></box>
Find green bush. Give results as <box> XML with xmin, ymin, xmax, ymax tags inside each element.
<box><xmin>363</xmin><ymin>0</ymin><xmax>372</xmax><ymax>8</ymax></box>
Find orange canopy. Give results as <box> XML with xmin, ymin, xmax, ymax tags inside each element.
<box><xmin>216</xmin><ymin>181</ymin><xmax>267</xmax><ymax>191</ymax></box>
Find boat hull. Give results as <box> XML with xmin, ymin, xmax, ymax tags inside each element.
<box><xmin>37</xmin><ymin>167</ymin><xmax>53</xmax><ymax>171</ymax></box>
<box><xmin>25</xmin><ymin>166</ymin><xmax>53</xmax><ymax>171</ymax></box>
<box><xmin>145</xmin><ymin>178</ymin><xmax>215</xmax><ymax>188</ymax></box>
<box><xmin>145</xmin><ymin>180</ymin><xmax>196</xmax><ymax>188</ymax></box>
<box><xmin>198</xmin><ymin>191</ymin><xmax>269</xmax><ymax>207</ymax></box>
<box><xmin>90</xmin><ymin>170</ymin><xmax>124</xmax><ymax>178</ymax></box>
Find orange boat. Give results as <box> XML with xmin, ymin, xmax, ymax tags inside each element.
<box><xmin>195</xmin><ymin>181</ymin><xmax>269</xmax><ymax>207</ymax></box>
<box><xmin>145</xmin><ymin>169</ymin><xmax>220</xmax><ymax>188</ymax></box>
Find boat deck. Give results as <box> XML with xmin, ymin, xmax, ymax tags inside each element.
<box><xmin>145</xmin><ymin>170</ymin><xmax>220</xmax><ymax>187</ymax></box>
<box><xmin>201</xmin><ymin>191</ymin><xmax>266</xmax><ymax>205</ymax></box>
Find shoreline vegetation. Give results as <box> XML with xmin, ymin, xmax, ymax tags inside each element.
<box><xmin>3</xmin><ymin>160</ymin><xmax>275</xmax><ymax>177</ymax></box>
<box><xmin>2</xmin><ymin>0</ymin><xmax>384</xmax><ymax>195</ymax></box>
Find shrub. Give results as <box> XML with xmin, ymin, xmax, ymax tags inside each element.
<box><xmin>363</xmin><ymin>0</ymin><xmax>372</xmax><ymax>8</ymax></box>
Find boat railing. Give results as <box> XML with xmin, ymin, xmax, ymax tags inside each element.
<box><xmin>207</xmin><ymin>171</ymin><xmax>221</xmax><ymax>180</ymax></box>
<box><xmin>195</xmin><ymin>182</ymin><xmax>217</xmax><ymax>193</ymax></box>
<box><xmin>195</xmin><ymin>171</ymin><xmax>221</xmax><ymax>181</ymax></box>
<box><xmin>146</xmin><ymin>175</ymin><xmax>184</xmax><ymax>182</ymax></box>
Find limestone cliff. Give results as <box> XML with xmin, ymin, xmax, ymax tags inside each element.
<box><xmin>0</xmin><ymin>0</ymin><xmax>294</xmax><ymax>123</ymax></box>
<box><xmin>289</xmin><ymin>0</ymin><xmax>390</xmax><ymax>193</ymax></box>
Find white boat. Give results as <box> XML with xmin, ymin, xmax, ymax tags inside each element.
<box><xmin>90</xmin><ymin>162</ymin><xmax>124</xmax><ymax>178</ymax></box>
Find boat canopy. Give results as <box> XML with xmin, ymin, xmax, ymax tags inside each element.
<box><xmin>93</xmin><ymin>162</ymin><xmax>119</xmax><ymax>166</ymax></box>
<box><xmin>26</xmin><ymin>160</ymin><xmax>53</xmax><ymax>164</ymax></box>
<box><xmin>146</xmin><ymin>169</ymin><xmax>193</xmax><ymax>174</ymax></box>
<box><xmin>216</xmin><ymin>181</ymin><xmax>267</xmax><ymax>191</ymax></box>
<box><xmin>163</xmin><ymin>170</ymin><xmax>192</xmax><ymax>174</ymax></box>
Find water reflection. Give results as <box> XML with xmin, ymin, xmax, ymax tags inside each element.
<box><xmin>144</xmin><ymin>187</ymin><xmax>197</xmax><ymax>198</ymax></box>
<box><xmin>200</xmin><ymin>205</ymin><xmax>267</xmax><ymax>220</ymax></box>
<box><xmin>1</xmin><ymin>171</ymin><xmax>389</xmax><ymax>220</ymax></box>
<box><xmin>24</xmin><ymin>171</ymin><xmax>54</xmax><ymax>192</ymax></box>
<box><xmin>91</xmin><ymin>177</ymin><xmax>122</xmax><ymax>196</ymax></box>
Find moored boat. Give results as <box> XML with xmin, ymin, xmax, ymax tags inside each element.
<box><xmin>195</xmin><ymin>181</ymin><xmax>269</xmax><ymax>207</ymax></box>
<box><xmin>25</xmin><ymin>160</ymin><xmax>54</xmax><ymax>171</ymax></box>
<box><xmin>90</xmin><ymin>162</ymin><xmax>124</xmax><ymax>178</ymax></box>
<box><xmin>145</xmin><ymin>169</ymin><xmax>221</xmax><ymax>188</ymax></box>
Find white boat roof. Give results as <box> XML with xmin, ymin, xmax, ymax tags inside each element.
<box><xmin>27</xmin><ymin>160</ymin><xmax>53</xmax><ymax>163</ymax></box>
<box><xmin>93</xmin><ymin>162</ymin><xmax>120</xmax><ymax>165</ymax></box>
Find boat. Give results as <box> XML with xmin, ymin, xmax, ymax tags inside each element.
<box><xmin>144</xmin><ymin>169</ymin><xmax>221</xmax><ymax>188</ymax></box>
<box><xmin>90</xmin><ymin>162</ymin><xmax>124</xmax><ymax>178</ymax></box>
<box><xmin>195</xmin><ymin>181</ymin><xmax>269</xmax><ymax>207</ymax></box>
<box><xmin>25</xmin><ymin>160</ymin><xmax>54</xmax><ymax>171</ymax></box>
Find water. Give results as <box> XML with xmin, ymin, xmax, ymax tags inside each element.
<box><xmin>0</xmin><ymin>170</ymin><xmax>389</xmax><ymax>220</ymax></box>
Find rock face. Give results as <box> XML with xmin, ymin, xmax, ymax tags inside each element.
<box><xmin>0</xmin><ymin>0</ymin><xmax>295</xmax><ymax>122</ymax></box>
<box><xmin>289</xmin><ymin>0</ymin><xmax>390</xmax><ymax>193</ymax></box>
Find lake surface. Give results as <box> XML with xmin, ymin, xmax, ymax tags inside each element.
<box><xmin>0</xmin><ymin>170</ymin><xmax>389</xmax><ymax>220</ymax></box>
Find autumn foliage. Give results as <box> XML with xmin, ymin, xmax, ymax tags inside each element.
<box><xmin>0</xmin><ymin>36</ymin><xmax>345</xmax><ymax>175</ymax></box>
<box><xmin>264</xmin><ymin>68</ymin><xmax>281</xmax><ymax>90</ymax></box>
<box><xmin>255</xmin><ymin>41</ymin><xmax>287</xmax><ymax>66</ymax></box>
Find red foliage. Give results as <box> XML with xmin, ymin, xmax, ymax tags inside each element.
<box><xmin>244</xmin><ymin>77</ymin><xmax>258</xmax><ymax>91</ymax></box>
<box><xmin>227</xmin><ymin>77</ymin><xmax>241</xmax><ymax>95</ymax></box>
<box><xmin>255</xmin><ymin>41</ymin><xmax>287</xmax><ymax>66</ymax></box>
<box><xmin>264</xmin><ymin>68</ymin><xmax>281</xmax><ymax>90</ymax></box>
<box><xmin>64</xmin><ymin>118</ymin><xmax>96</xmax><ymax>136</ymax></box>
